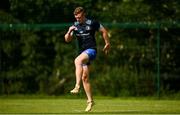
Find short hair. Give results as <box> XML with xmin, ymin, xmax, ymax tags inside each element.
<box><xmin>73</xmin><ymin>7</ymin><xmax>85</xmax><ymax>15</ymax></box>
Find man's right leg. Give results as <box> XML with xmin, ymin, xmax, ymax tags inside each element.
<box><xmin>82</xmin><ymin>65</ymin><xmax>94</xmax><ymax>112</ymax></box>
<box><xmin>70</xmin><ymin>53</ymin><xmax>89</xmax><ymax>94</ymax></box>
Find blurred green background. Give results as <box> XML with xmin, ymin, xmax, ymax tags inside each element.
<box><xmin>0</xmin><ymin>0</ymin><xmax>180</xmax><ymax>97</ymax></box>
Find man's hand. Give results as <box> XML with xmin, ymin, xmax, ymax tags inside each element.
<box><xmin>103</xmin><ymin>43</ymin><xmax>110</xmax><ymax>55</ymax></box>
<box><xmin>68</xmin><ymin>26</ymin><xmax>77</xmax><ymax>33</ymax></box>
<box><xmin>65</xmin><ymin>26</ymin><xmax>77</xmax><ymax>42</ymax></box>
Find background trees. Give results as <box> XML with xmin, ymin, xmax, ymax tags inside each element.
<box><xmin>0</xmin><ymin>0</ymin><xmax>180</xmax><ymax>96</ymax></box>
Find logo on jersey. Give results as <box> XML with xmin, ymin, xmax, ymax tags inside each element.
<box><xmin>86</xmin><ymin>26</ymin><xmax>91</xmax><ymax>31</ymax></box>
<box><xmin>79</xmin><ymin>31</ymin><xmax>83</xmax><ymax>34</ymax></box>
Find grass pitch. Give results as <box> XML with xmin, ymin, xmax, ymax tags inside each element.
<box><xmin>0</xmin><ymin>96</ymin><xmax>180</xmax><ymax>114</ymax></box>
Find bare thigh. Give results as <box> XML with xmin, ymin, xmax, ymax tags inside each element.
<box><xmin>75</xmin><ymin>52</ymin><xmax>89</xmax><ymax>65</ymax></box>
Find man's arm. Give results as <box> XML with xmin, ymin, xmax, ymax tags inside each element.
<box><xmin>99</xmin><ymin>27</ymin><xmax>110</xmax><ymax>54</ymax></box>
<box><xmin>64</xmin><ymin>26</ymin><xmax>76</xmax><ymax>42</ymax></box>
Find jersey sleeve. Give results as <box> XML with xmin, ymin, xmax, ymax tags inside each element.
<box><xmin>92</xmin><ymin>20</ymin><xmax>101</xmax><ymax>31</ymax></box>
<box><xmin>74</xmin><ymin>21</ymin><xmax>79</xmax><ymax>26</ymax></box>
<box><xmin>72</xmin><ymin>22</ymin><xmax>79</xmax><ymax>35</ymax></box>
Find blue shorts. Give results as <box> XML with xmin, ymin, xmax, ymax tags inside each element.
<box><xmin>82</xmin><ymin>48</ymin><xmax>97</xmax><ymax>65</ymax></box>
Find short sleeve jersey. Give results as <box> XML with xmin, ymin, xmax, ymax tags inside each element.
<box><xmin>73</xmin><ymin>19</ymin><xmax>100</xmax><ymax>52</ymax></box>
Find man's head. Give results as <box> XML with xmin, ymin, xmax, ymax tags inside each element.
<box><xmin>73</xmin><ymin>7</ymin><xmax>86</xmax><ymax>23</ymax></box>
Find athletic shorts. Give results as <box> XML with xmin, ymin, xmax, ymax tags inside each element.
<box><xmin>82</xmin><ymin>48</ymin><xmax>97</xmax><ymax>65</ymax></box>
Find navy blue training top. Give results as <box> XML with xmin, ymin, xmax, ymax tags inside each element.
<box><xmin>73</xmin><ymin>19</ymin><xmax>101</xmax><ymax>52</ymax></box>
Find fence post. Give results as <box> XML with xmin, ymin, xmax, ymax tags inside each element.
<box><xmin>0</xmin><ymin>33</ymin><xmax>1</xmax><ymax>71</ymax></box>
<box><xmin>157</xmin><ymin>22</ymin><xmax>160</xmax><ymax>98</ymax></box>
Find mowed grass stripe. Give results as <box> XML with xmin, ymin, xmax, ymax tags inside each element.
<box><xmin>0</xmin><ymin>98</ymin><xmax>180</xmax><ymax>114</ymax></box>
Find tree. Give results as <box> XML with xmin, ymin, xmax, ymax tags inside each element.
<box><xmin>0</xmin><ymin>0</ymin><xmax>179</xmax><ymax>96</ymax></box>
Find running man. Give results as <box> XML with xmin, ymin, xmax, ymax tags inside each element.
<box><xmin>64</xmin><ymin>7</ymin><xmax>110</xmax><ymax>112</ymax></box>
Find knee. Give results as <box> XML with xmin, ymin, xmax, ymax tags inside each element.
<box><xmin>74</xmin><ymin>58</ymin><xmax>81</xmax><ymax>66</ymax></box>
<box><xmin>82</xmin><ymin>74</ymin><xmax>89</xmax><ymax>83</ymax></box>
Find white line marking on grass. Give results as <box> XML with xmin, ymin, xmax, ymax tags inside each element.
<box><xmin>73</xmin><ymin>109</ymin><xmax>83</xmax><ymax>112</ymax></box>
<box><xmin>0</xmin><ymin>112</ymin><xmax>180</xmax><ymax>115</ymax></box>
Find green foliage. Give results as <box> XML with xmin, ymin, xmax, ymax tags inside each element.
<box><xmin>0</xmin><ymin>0</ymin><xmax>179</xmax><ymax>96</ymax></box>
<box><xmin>93</xmin><ymin>66</ymin><xmax>155</xmax><ymax>97</ymax></box>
